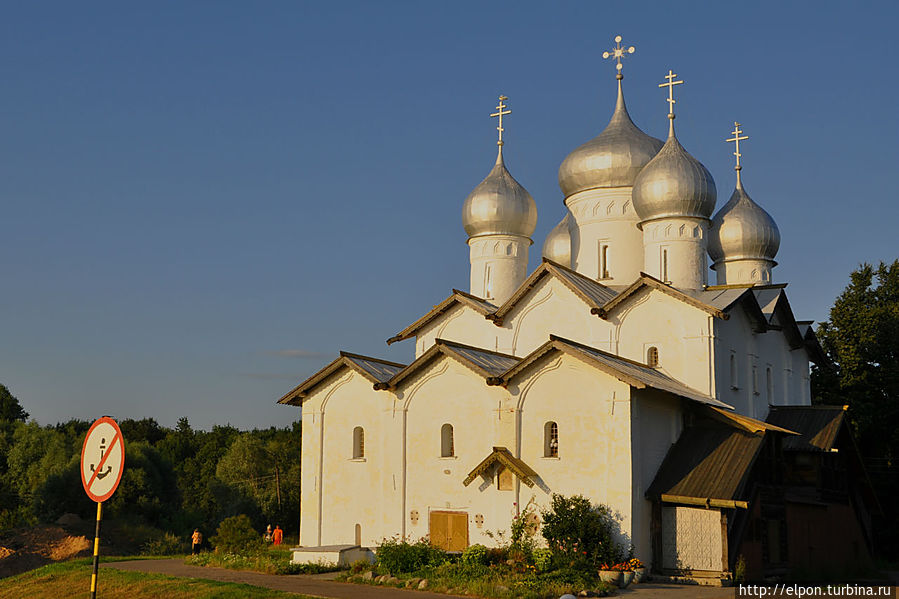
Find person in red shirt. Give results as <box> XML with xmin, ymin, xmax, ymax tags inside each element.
<box><xmin>272</xmin><ymin>525</ymin><xmax>283</xmax><ymax>545</ymax></box>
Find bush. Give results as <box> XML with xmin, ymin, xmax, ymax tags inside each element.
<box><xmin>540</xmin><ymin>494</ymin><xmax>623</xmax><ymax>569</ymax></box>
<box><xmin>211</xmin><ymin>514</ymin><xmax>263</xmax><ymax>554</ymax></box>
<box><xmin>375</xmin><ymin>536</ymin><xmax>446</xmax><ymax>575</ymax></box>
<box><xmin>533</xmin><ymin>547</ymin><xmax>553</xmax><ymax>572</ymax></box>
<box><xmin>142</xmin><ymin>531</ymin><xmax>188</xmax><ymax>555</ymax></box>
<box><xmin>461</xmin><ymin>543</ymin><xmax>488</xmax><ymax>568</ymax></box>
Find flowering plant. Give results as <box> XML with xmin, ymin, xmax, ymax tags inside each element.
<box><xmin>628</xmin><ymin>557</ymin><xmax>644</xmax><ymax>569</ymax></box>
<box><xmin>600</xmin><ymin>561</ymin><xmax>632</xmax><ymax>572</ymax></box>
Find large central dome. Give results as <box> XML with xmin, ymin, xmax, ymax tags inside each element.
<box><xmin>558</xmin><ymin>80</ymin><xmax>663</xmax><ymax>197</ymax></box>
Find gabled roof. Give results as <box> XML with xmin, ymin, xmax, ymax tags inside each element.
<box><xmin>376</xmin><ymin>339</ymin><xmax>519</xmax><ymax>391</ymax></box>
<box><xmin>490</xmin><ymin>259</ymin><xmax>617</xmax><ymax>324</ymax></box>
<box><xmin>645</xmin><ymin>425</ymin><xmax>762</xmax><ymax>509</ymax></box>
<box><xmin>705</xmin><ymin>406</ymin><xmax>798</xmax><ymax>435</ymax></box>
<box><xmin>387</xmin><ymin>289</ymin><xmax>497</xmax><ymax>345</ymax></box>
<box><xmin>463</xmin><ymin>446</ymin><xmax>538</xmax><ymax>488</ymax></box>
<box><xmin>594</xmin><ymin>273</ymin><xmax>729</xmax><ymax>320</ymax></box>
<box><xmin>494</xmin><ymin>335</ymin><xmax>733</xmax><ymax>409</ymax></box>
<box><xmin>766</xmin><ymin>405</ymin><xmax>847</xmax><ymax>452</ymax></box>
<box><xmin>797</xmin><ymin>321</ymin><xmax>828</xmax><ymax>365</ymax></box>
<box><xmin>278</xmin><ymin>352</ymin><xmax>407</xmax><ymax>406</ymax></box>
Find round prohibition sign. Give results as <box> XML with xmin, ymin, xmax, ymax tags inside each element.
<box><xmin>81</xmin><ymin>417</ymin><xmax>125</xmax><ymax>503</ymax></box>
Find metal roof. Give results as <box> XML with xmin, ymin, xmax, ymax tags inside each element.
<box><xmin>766</xmin><ymin>405</ymin><xmax>846</xmax><ymax>452</ymax></box>
<box><xmin>343</xmin><ymin>354</ymin><xmax>405</xmax><ymax>383</ymax></box>
<box><xmin>646</xmin><ymin>424</ymin><xmax>764</xmax><ymax>507</ymax></box>
<box><xmin>277</xmin><ymin>352</ymin><xmax>407</xmax><ymax>406</ymax></box>
<box><xmin>383</xmin><ymin>339</ymin><xmax>519</xmax><ymax>390</ymax></box>
<box><xmin>447</xmin><ymin>342</ymin><xmax>520</xmax><ymax>376</ymax></box>
<box><xmin>387</xmin><ymin>289</ymin><xmax>497</xmax><ymax>345</ymax></box>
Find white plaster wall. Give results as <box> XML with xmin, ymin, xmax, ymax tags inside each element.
<box><xmin>641</xmin><ymin>218</ymin><xmax>710</xmax><ymax>289</ymax></box>
<box><xmin>565</xmin><ymin>187</ymin><xmax>644</xmax><ymax>284</ymax></box>
<box><xmin>611</xmin><ymin>287</ymin><xmax>713</xmax><ymax>396</ymax></box>
<box><xmin>713</xmin><ymin>258</ymin><xmax>774</xmax><ymax>286</ymax></box>
<box><xmin>469</xmin><ymin>235</ymin><xmax>531</xmax><ymax>305</ymax></box>
<box><xmin>400</xmin><ymin>357</ymin><xmax>511</xmax><ymax>546</ymax></box>
<box><xmin>661</xmin><ymin>506</ymin><xmax>722</xmax><ymax>571</ymax></box>
<box><xmin>416</xmin><ymin>304</ymin><xmax>500</xmax><ymax>358</ymax></box>
<box><xmin>500</xmin><ymin>276</ymin><xmax>614</xmax><ymax>356</ymax></box>
<box><xmin>514</xmin><ymin>353</ymin><xmax>636</xmax><ymax>550</ymax></box>
<box><xmin>300</xmin><ymin>370</ymin><xmax>400</xmax><ymax>548</ymax></box>
<box><xmin>630</xmin><ymin>389</ymin><xmax>683</xmax><ymax>565</ymax></box>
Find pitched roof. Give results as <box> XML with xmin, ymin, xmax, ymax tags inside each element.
<box><xmin>490</xmin><ymin>259</ymin><xmax>617</xmax><ymax>323</ymax></box>
<box><xmin>277</xmin><ymin>352</ymin><xmax>407</xmax><ymax>406</ymax></box>
<box><xmin>594</xmin><ymin>273</ymin><xmax>729</xmax><ymax>319</ymax></box>
<box><xmin>377</xmin><ymin>339</ymin><xmax>519</xmax><ymax>390</ymax></box>
<box><xmin>496</xmin><ymin>335</ymin><xmax>733</xmax><ymax>409</ymax></box>
<box><xmin>645</xmin><ymin>424</ymin><xmax>763</xmax><ymax>509</ymax></box>
<box><xmin>463</xmin><ymin>447</ymin><xmax>539</xmax><ymax>488</ymax></box>
<box><xmin>765</xmin><ymin>405</ymin><xmax>847</xmax><ymax>452</ymax></box>
<box><xmin>387</xmin><ymin>289</ymin><xmax>497</xmax><ymax>345</ymax></box>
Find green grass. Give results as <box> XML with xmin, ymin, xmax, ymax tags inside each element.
<box><xmin>185</xmin><ymin>546</ymin><xmax>340</xmax><ymax>575</ymax></box>
<box><xmin>0</xmin><ymin>558</ymin><xmax>317</xmax><ymax>599</ymax></box>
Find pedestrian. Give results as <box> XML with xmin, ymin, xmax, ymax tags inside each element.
<box><xmin>263</xmin><ymin>524</ymin><xmax>273</xmax><ymax>543</ymax></box>
<box><xmin>272</xmin><ymin>524</ymin><xmax>283</xmax><ymax>546</ymax></box>
<box><xmin>191</xmin><ymin>528</ymin><xmax>203</xmax><ymax>554</ymax></box>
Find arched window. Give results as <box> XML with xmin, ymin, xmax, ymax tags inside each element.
<box><xmin>662</xmin><ymin>248</ymin><xmax>669</xmax><ymax>283</ymax></box>
<box><xmin>600</xmin><ymin>244</ymin><xmax>610</xmax><ymax>279</ymax></box>
<box><xmin>647</xmin><ymin>346</ymin><xmax>659</xmax><ymax>367</ymax></box>
<box><xmin>354</xmin><ymin>523</ymin><xmax>362</xmax><ymax>546</ymax></box>
<box><xmin>544</xmin><ymin>421</ymin><xmax>559</xmax><ymax>457</ymax></box>
<box><xmin>441</xmin><ymin>423</ymin><xmax>454</xmax><ymax>457</ymax></box>
<box><xmin>352</xmin><ymin>426</ymin><xmax>365</xmax><ymax>459</ymax></box>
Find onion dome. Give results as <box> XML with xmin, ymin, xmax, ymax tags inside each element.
<box><xmin>632</xmin><ymin>128</ymin><xmax>717</xmax><ymax>225</ymax></box>
<box><xmin>542</xmin><ymin>212</ymin><xmax>572</xmax><ymax>265</ymax></box>
<box><xmin>558</xmin><ymin>79</ymin><xmax>664</xmax><ymax>197</ymax></box>
<box><xmin>708</xmin><ymin>182</ymin><xmax>780</xmax><ymax>265</ymax></box>
<box><xmin>462</xmin><ymin>147</ymin><xmax>537</xmax><ymax>238</ymax></box>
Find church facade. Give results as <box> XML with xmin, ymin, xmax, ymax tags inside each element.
<box><xmin>278</xmin><ymin>40</ymin><xmax>869</xmax><ymax>579</ymax></box>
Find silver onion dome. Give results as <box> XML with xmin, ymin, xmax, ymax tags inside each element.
<box><xmin>558</xmin><ymin>80</ymin><xmax>664</xmax><ymax>197</ymax></box>
<box><xmin>708</xmin><ymin>183</ymin><xmax>780</xmax><ymax>264</ymax></box>
<box><xmin>542</xmin><ymin>212</ymin><xmax>571</xmax><ymax>265</ymax></box>
<box><xmin>463</xmin><ymin>148</ymin><xmax>537</xmax><ymax>238</ymax></box>
<box><xmin>632</xmin><ymin>130</ymin><xmax>717</xmax><ymax>224</ymax></box>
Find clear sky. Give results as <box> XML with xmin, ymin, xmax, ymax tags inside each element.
<box><xmin>1</xmin><ymin>2</ymin><xmax>896</xmax><ymax>430</ymax></box>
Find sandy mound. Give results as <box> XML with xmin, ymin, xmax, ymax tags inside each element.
<box><xmin>0</xmin><ymin>525</ymin><xmax>93</xmax><ymax>579</ymax></box>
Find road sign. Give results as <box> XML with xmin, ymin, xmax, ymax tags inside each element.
<box><xmin>80</xmin><ymin>417</ymin><xmax>125</xmax><ymax>503</ymax></box>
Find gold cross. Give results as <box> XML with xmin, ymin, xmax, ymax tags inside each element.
<box><xmin>602</xmin><ymin>35</ymin><xmax>635</xmax><ymax>78</ymax></box>
<box><xmin>490</xmin><ymin>95</ymin><xmax>511</xmax><ymax>146</ymax></box>
<box><xmin>659</xmin><ymin>69</ymin><xmax>684</xmax><ymax>118</ymax></box>
<box><xmin>726</xmin><ymin>121</ymin><xmax>749</xmax><ymax>185</ymax></box>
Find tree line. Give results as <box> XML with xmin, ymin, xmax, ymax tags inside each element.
<box><xmin>0</xmin><ymin>385</ymin><xmax>300</xmax><ymax>543</ymax></box>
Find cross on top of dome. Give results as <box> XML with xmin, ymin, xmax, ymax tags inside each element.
<box><xmin>602</xmin><ymin>35</ymin><xmax>635</xmax><ymax>80</ymax></box>
<box><xmin>726</xmin><ymin>121</ymin><xmax>749</xmax><ymax>187</ymax></box>
<box><xmin>490</xmin><ymin>95</ymin><xmax>511</xmax><ymax>147</ymax></box>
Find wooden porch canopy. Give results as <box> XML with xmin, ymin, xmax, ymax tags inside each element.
<box><xmin>463</xmin><ymin>447</ymin><xmax>538</xmax><ymax>488</ymax></box>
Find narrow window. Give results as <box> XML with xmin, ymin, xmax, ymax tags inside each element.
<box><xmin>752</xmin><ymin>365</ymin><xmax>759</xmax><ymax>395</ymax></box>
<box><xmin>599</xmin><ymin>244</ymin><xmax>610</xmax><ymax>279</ymax></box>
<box><xmin>544</xmin><ymin>421</ymin><xmax>559</xmax><ymax>457</ymax></box>
<box><xmin>353</xmin><ymin>426</ymin><xmax>365</xmax><ymax>459</ymax></box>
<box><xmin>484</xmin><ymin>265</ymin><xmax>493</xmax><ymax>299</ymax></box>
<box><xmin>647</xmin><ymin>346</ymin><xmax>659</xmax><ymax>367</ymax></box>
<box><xmin>730</xmin><ymin>353</ymin><xmax>738</xmax><ymax>389</ymax></box>
<box><xmin>354</xmin><ymin>523</ymin><xmax>362</xmax><ymax>546</ymax></box>
<box><xmin>441</xmin><ymin>423</ymin><xmax>454</xmax><ymax>457</ymax></box>
<box><xmin>766</xmin><ymin>367</ymin><xmax>773</xmax><ymax>402</ymax></box>
<box><xmin>662</xmin><ymin>248</ymin><xmax>669</xmax><ymax>283</ymax></box>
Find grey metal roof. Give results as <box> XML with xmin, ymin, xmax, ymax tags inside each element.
<box><xmin>387</xmin><ymin>290</ymin><xmax>497</xmax><ymax>345</ymax></box>
<box><xmin>343</xmin><ymin>354</ymin><xmax>405</xmax><ymax>383</ymax></box>
<box><xmin>552</xmin><ymin>263</ymin><xmax>618</xmax><ymax>306</ymax></box>
<box><xmin>685</xmin><ymin>287</ymin><xmax>749</xmax><ymax>312</ymax></box>
<box><xmin>440</xmin><ymin>340</ymin><xmax>520</xmax><ymax>376</ymax></box>
<box><xmin>752</xmin><ymin>288</ymin><xmax>783</xmax><ymax>322</ymax></box>
<box><xmin>646</xmin><ymin>425</ymin><xmax>764</xmax><ymax>503</ymax></box>
<box><xmin>766</xmin><ymin>406</ymin><xmax>846</xmax><ymax>452</ymax></box>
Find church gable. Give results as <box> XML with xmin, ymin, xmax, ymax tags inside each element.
<box><xmin>278</xmin><ymin>351</ymin><xmax>405</xmax><ymax>406</ymax></box>
<box><xmin>387</xmin><ymin>289</ymin><xmax>497</xmax><ymax>348</ymax></box>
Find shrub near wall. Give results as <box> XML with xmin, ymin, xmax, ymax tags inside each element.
<box><xmin>375</xmin><ymin>536</ymin><xmax>446</xmax><ymax>575</ymax></box>
<box><xmin>211</xmin><ymin>514</ymin><xmax>262</xmax><ymax>553</ymax></box>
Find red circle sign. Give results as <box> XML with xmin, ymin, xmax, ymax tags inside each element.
<box><xmin>80</xmin><ymin>417</ymin><xmax>125</xmax><ymax>503</ymax></box>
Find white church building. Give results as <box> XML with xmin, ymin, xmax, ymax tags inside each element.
<box><xmin>279</xmin><ymin>39</ymin><xmax>832</xmax><ymax>578</ymax></box>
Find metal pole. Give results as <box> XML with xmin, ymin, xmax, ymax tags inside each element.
<box><xmin>90</xmin><ymin>501</ymin><xmax>102</xmax><ymax>599</ymax></box>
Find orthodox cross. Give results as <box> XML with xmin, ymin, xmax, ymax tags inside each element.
<box><xmin>726</xmin><ymin>121</ymin><xmax>749</xmax><ymax>186</ymax></box>
<box><xmin>490</xmin><ymin>95</ymin><xmax>511</xmax><ymax>147</ymax></box>
<box><xmin>659</xmin><ymin>69</ymin><xmax>684</xmax><ymax>119</ymax></box>
<box><xmin>602</xmin><ymin>35</ymin><xmax>635</xmax><ymax>79</ymax></box>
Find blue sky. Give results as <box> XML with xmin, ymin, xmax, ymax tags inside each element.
<box><xmin>1</xmin><ymin>2</ymin><xmax>896</xmax><ymax>430</ymax></box>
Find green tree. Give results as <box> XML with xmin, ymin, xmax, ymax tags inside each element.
<box><xmin>811</xmin><ymin>260</ymin><xmax>899</xmax><ymax>462</ymax></box>
<box><xmin>0</xmin><ymin>384</ymin><xmax>28</xmax><ymax>422</ymax></box>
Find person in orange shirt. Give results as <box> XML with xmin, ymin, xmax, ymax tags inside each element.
<box><xmin>191</xmin><ymin>528</ymin><xmax>203</xmax><ymax>554</ymax></box>
<box><xmin>272</xmin><ymin>525</ymin><xmax>283</xmax><ymax>546</ymax></box>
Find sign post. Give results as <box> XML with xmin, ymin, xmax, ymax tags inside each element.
<box><xmin>81</xmin><ymin>417</ymin><xmax>125</xmax><ymax>599</ymax></box>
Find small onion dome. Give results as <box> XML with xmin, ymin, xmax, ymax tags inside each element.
<box><xmin>632</xmin><ymin>129</ymin><xmax>717</xmax><ymax>225</ymax></box>
<box><xmin>708</xmin><ymin>183</ymin><xmax>780</xmax><ymax>265</ymax></box>
<box><xmin>542</xmin><ymin>212</ymin><xmax>572</xmax><ymax>265</ymax></box>
<box><xmin>558</xmin><ymin>80</ymin><xmax>664</xmax><ymax>197</ymax></box>
<box><xmin>462</xmin><ymin>148</ymin><xmax>537</xmax><ymax>238</ymax></box>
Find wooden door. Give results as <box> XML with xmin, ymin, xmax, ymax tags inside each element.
<box><xmin>429</xmin><ymin>511</ymin><xmax>468</xmax><ymax>552</ymax></box>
